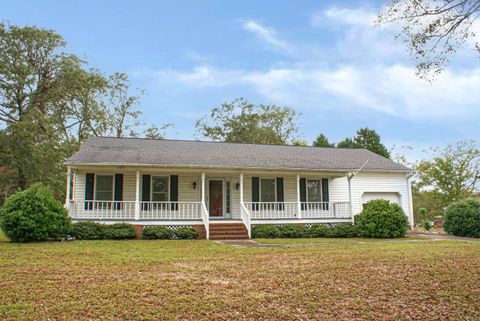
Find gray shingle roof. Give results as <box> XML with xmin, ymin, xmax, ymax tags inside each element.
<box><xmin>66</xmin><ymin>137</ymin><xmax>410</xmax><ymax>172</ymax></box>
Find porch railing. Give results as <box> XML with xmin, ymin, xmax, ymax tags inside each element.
<box><xmin>68</xmin><ymin>201</ymin><xmax>136</xmax><ymax>219</ymax></box>
<box><xmin>139</xmin><ymin>201</ymin><xmax>202</xmax><ymax>220</ymax></box>
<box><xmin>244</xmin><ymin>202</ymin><xmax>299</xmax><ymax>219</ymax></box>
<box><xmin>243</xmin><ymin>201</ymin><xmax>351</xmax><ymax>220</ymax></box>
<box><xmin>301</xmin><ymin>202</ymin><xmax>351</xmax><ymax>219</ymax></box>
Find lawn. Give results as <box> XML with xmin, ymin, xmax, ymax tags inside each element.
<box><xmin>0</xmin><ymin>237</ymin><xmax>479</xmax><ymax>320</ymax></box>
<box><xmin>255</xmin><ymin>236</ymin><xmax>423</xmax><ymax>244</ymax></box>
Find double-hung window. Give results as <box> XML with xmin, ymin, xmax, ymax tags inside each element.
<box><xmin>95</xmin><ymin>175</ymin><xmax>114</xmax><ymax>209</ymax></box>
<box><xmin>152</xmin><ymin>176</ymin><xmax>169</xmax><ymax>202</ymax></box>
<box><xmin>260</xmin><ymin>178</ymin><xmax>276</xmax><ymax>210</ymax></box>
<box><xmin>306</xmin><ymin>179</ymin><xmax>323</xmax><ymax>210</ymax></box>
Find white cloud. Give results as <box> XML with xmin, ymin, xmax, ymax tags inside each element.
<box><xmin>242</xmin><ymin>20</ymin><xmax>290</xmax><ymax>52</ymax></box>
<box><xmin>147</xmin><ymin>63</ymin><xmax>480</xmax><ymax>121</ymax></box>
<box><xmin>311</xmin><ymin>6</ymin><xmax>377</xmax><ymax>28</ymax></box>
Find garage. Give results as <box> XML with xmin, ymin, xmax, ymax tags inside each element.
<box><xmin>361</xmin><ymin>192</ymin><xmax>401</xmax><ymax>205</ymax></box>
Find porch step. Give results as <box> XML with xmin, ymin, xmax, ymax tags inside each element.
<box><xmin>209</xmin><ymin>223</ymin><xmax>249</xmax><ymax>240</ymax></box>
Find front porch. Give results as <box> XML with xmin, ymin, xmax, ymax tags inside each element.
<box><xmin>66</xmin><ymin>168</ymin><xmax>354</xmax><ymax>239</ymax></box>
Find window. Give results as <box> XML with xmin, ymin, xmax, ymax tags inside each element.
<box><xmin>226</xmin><ymin>181</ymin><xmax>231</xmax><ymax>214</ymax></box>
<box><xmin>95</xmin><ymin>175</ymin><xmax>114</xmax><ymax>201</ymax></box>
<box><xmin>152</xmin><ymin>176</ymin><xmax>169</xmax><ymax>201</ymax></box>
<box><xmin>307</xmin><ymin>180</ymin><xmax>322</xmax><ymax>202</ymax></box>
<box><xmin>260</xmin><ymin>178</ymin><xmax>276</xmax><ymax>202</ymax></box>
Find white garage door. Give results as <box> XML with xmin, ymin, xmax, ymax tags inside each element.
<box><xmin>362</xmin><ymin>192</ymin><xmax>400</xmax><ymax>205</ymax></box>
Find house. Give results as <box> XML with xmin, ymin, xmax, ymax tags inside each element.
<box><xmin>65</xmin><ymin>137</ymin><xmax>414</xmax><ymax>239</ymax></box>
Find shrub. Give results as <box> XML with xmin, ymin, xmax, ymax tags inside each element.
<box><xmin>174</xmin><ymin>227</ymin><xmax>198</xmax><ymax>239</ymax></box>
<box><xmin>326</xmin><ymin>223</ymin><xmax>357</xmax><ymax>238</ymax></box>
<box><xmin>422</xmin><ymin>219</ymin><xmax>433</xmax><ymax>231</ymax></box>
<box><xmin>277</xmin><ymin>224</ymin><xmax>308</xmax><ymax>238</ymax></box>
<box><xmin>444</xmin><ymin>200</ymin><xmax>480</xmax><ymax>238</ymax></box>
<box><xmin>70</xmin><ymin>222</ymin><xmax>136</xmax><ymax>240</ymax></box>
<box><xmin>308</xmin><ymin>224</ymin><xmax>330</xmax><ymax>237</ymax></box>
<box><xmin>252</xmin><ymin>225</ymin><xmax>280</xmax><ymax>238</ymax></box>
<box><xmin>355</xmin><ymin>199</ymin><xmax>409</xmax><ymax>238</ymax></box>
<box><xmin>70</xmin><ymin>222</ymin><xmax>105</xmax><ymax>240</ymax></box>
<box><xmin>0</xmin><ymin>184</ymin><xmax>71</xmax><ymax>242</ymax></box>
<box><xmin>142</xmin><ymin>226</ymin><xmax>174</xmax><ymax>239</ymax></box>
<box><xmin>103</xmin><ymin>223</ymin><xmax>136</xmax><ymax>240</ymax></box>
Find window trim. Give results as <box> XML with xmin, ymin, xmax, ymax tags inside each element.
<box><xmin>259</xmin><ymin>177</ymin><xmax>277</xmax><ymax>203</ymax></box>
<box><xmin>150</xmin><ymin>175</ymin><xmax>170</xmax><ymax>202</ymax></box>
<box><xmin>93</xmin><ymin>174</ymin><xmax>115</xmax><ymax>201</ymax></box>
<box><xmin>306</xmin><ymin>178</ymin><xmax>323</xmax><ymax>202</ymax></box>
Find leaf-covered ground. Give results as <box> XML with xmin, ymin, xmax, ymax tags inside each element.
<box><xmin>0</xmin><ymin>236</ymin><xmax>479</xmax><ymax>320</ymax></box>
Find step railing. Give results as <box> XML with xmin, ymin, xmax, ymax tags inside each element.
<box><xmin>240</xmin><ymin>202</ymin><xmax>252</xmax><ymax>238</ymax></box>
<box><xmin>200</xmin><ymin>202</ymin><xmax>210</xmax><ymax>239</ymax></box>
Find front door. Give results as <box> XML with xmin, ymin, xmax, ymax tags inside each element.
<box><xmin>208</xmin><ymin>180</ymin><xmax>223</xmax><ymax>217</ymax></box>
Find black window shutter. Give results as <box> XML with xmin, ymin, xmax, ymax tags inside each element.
<box><xmin>114</xmin><ymin>174</ymin><xmax>123</xmax><ymax>210</ymax></box>
<box><xmin>84</xmin><ymin>173</ymin><xmax>94</xmax><ymax>210</ymax></box>
<box><xmin>322</xmin><ymin>178</ymin><xmax>329</xmax><ymax>210</ymax></box>
<box><xmin>252</xmin><ymin>177</ymin><xmax>259</xmax><ymax>210</ymax></box>
<box><xmin>170</xmin><ymin>175</ymin><xmax>178</xmax><ymax>210</ymax></box>
<box><xmin>142</xmin><ymin>175</ymin><xmax>151</xmax><ymax>210</ymax></box>
<box><xmin>300</xmin><ymin>178</ymin><xmax>307</xmax><ymax>210</ymax></box>
<box><xmin>276</xmin><ymin>177</ymin><xmax>284</xmax><ymax>210</ymax></box>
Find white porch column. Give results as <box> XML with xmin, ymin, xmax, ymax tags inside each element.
<box><xmin>201</xmin><ymin>172</ymin><xmax>206</xmax><ymax>205</ymax></box>
<box><xmin>240</xmin><ymin>173</ymin><xmax>244</xmax><ymax>204</ymax></box>
<box><xmin>296</xmin><ymin>174</ymin><xmax>301</xmax><ymax>219</ymax></box>
<box><xmin>65</xmin><ymin>166</ymin><xmax>71</xmax><ymax>209</ymax></box>
<box><xmin>135</xmin><ymin>170</ymin><xmax>140</xmax><ymax>221</ymax></box>
<box><xmin>407</xmin><ymin>175</ymin><xmax>414</xmax><ymax>229</ymax></box>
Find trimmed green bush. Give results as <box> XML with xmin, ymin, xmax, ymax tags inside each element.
<box><xmin>252</xmin><ymin>223</ymin><xmax>357</xmax><ymax>238</ymax></box>
<box><xmin>308</xmin><ymin>224</ymin><xmax>330</xmax><ymax>237</ymax></box>
<box><xmin>174</xmin><ymin>227</ymin><xmax>198</xmax><ymax>239</ymax></box>
<box><xmin>277</xmin><ymin>224</ymin><xmax>308</xmax><ymax>238</ymax></box>
<box><xmin>355</xmin><ymin>199</ymin><xmax>409</xmax><ymax>238</ymax></box>
<box><xmin>251</xmin><ymin>225</ymin><xmax>280</xmax><ymax>238</ymax></box>
<box><xmin>141</xmin><ymin>226</ymin><xmax>174</xmax><ymax>239</ymax></box>
<box><xmin>70</xmin><ymin>222</ymin><xmax>105</xmax><ymax>240</ymax></box>
<box><xmin>103</xmin><ymin>223</ymin><xmax>136</xmax><ymax>240</ymax></box>
<box><xmin>70</xmin><ymin>222</ymin><xmax>136</xmax><ymax>240</ymax></box>
<box><xmin>326</xmin><ymin>223</ymin><xmax>357</xmax><ymax>238</ymax></box>
<box><xmin>444</xmin><ymin>200</ymin><xmax>480</xmax><ymax>238</ymax></box>
<box><xmin>0</xmin><ymin>184</ymin><xmax>71</xmax><ymax>242</ymax></box>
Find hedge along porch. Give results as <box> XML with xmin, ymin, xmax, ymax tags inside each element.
<box><xmin>65</xmin><ymin>137</ymin><xmax>414</xmax><ymax>239</ymax></box>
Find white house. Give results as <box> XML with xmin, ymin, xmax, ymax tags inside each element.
<box><xmin>65</xmin><ymin>137</ymin><xmax>414</xmax><ymax>239</ymax></box>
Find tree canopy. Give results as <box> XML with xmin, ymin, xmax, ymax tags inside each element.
<box><xmin>195</xmin><ymin>98</ymin><xmax>299</xmax><ymax>144</ymax></box>
<box><xmin>0</xmin><ymin>23</ymin><xmax>165</xmax><ymax>202</ymax></box>
<box><xmin>337</xmin><ymin>128</ymin><xmax>391</xmax><ymax>158</ymax></box>
<box><xmin>312</xmin><ymin>134</ymin><xmax>334</xmax><ymax>147</ymax></box>
<box><xmin>378</xmin><ymin>0</ymin><xmax>480</xmax><ymax>78</ymax></box>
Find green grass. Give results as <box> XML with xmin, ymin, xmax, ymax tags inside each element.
<box><xmin>0</xmin><ymin>237</ymin><xmax>479</xmax><ymax>320</ymax></box>
<box><xmin>255</xmin><ymin>237</ymin><xmax>420</xmax><ymax>244</ymax></box>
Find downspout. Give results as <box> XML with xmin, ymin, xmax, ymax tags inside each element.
<box><xmin>406</xmin><ymin>172</ymin><xmax>415</xmax><ymax>229</ymax></box>
<box><xmin>347</xmin><ymin>160</ymin><xmax>368</xmax><ymax>224</ymax></box>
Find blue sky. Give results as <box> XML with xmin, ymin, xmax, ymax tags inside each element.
<box><xmin>3</xmin><ymin>0</ymin><xmax>479</xmax><ymax>159</ymax></box>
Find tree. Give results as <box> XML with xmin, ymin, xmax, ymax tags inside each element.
<box><xmin>337</xmin><ymin>128</ymin><xmax>390</xmax><ymax>158</ymax></box>
<box><xmin>196</xmin><ymin>98</ymin><xmax>299</xmax><ymax>144</ymax></box>
<box><xmin>0</xmin><ymin>23</ymin><xmax>160</xmax><ymax>201</ymax></box>
<box><xmin>292</xmin><ymin>140</ymin><xmax>309</xmax><ymax>146</ymax></box>
<box><xmin>416</xmin><ymin>141</ymin><xmax>480</xmax><ymax>211</ymax></box>
<box><xmin>312</xmin><ymin>134</ymin><xmax>334</xmax><ymax>147</ymax></box>
<box><xmin>143</xmin><ymin>123</ymin><xmax>173</xmax><ymax>139</ymax></box>
<box><xmin>378</xmin><ymin>0</ymin><xmax>480</xmax><ymax>78</ymax></box>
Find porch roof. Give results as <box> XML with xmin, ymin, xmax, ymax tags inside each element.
<box><xmin>66</xmin><ymin>137</ymin><xmax>410</xmax><ymax>173</ymax></box>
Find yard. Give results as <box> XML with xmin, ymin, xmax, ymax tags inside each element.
<box><xmin>1</xmin><ymin>233</ymin><xmax>479</xmax><ymax>320</ymax></box>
